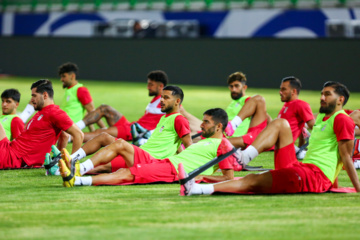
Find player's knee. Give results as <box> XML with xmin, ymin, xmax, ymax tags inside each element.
<box><xmin>272</xmin><ymin>118</ymin><xmax>290</xmax><ymax>129</ymax></box>
<box><xmin>252</xmin><ymin>95</ymin><xmax>266</xmax><ymax>104</ymax></box>
<box><xmin>113</xmin><ymin>138</ymin><xmax>128</xmax><ymax>151</ymax></box>
<box><xmin>98</xmin><ymin>132</ymin><xmax>116</xmax><ymax>143</ymax></box>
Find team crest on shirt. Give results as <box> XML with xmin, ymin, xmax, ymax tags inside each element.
<box><xmin>159</xmin><ymin>126</ymin><xmax>165</xmax><ymax>133</ymax></box>
<box><xmin>67</xmin><ymin>96</ymin><xmax>70</xmax><ymax>101</ymax></box>
<box><xmin>37</xmin><ymin>115</ymin><xmax>43</xmax><ymax>121</ymax></box>
<box><xmin>204</xmin><ymin>141</ymin><xmax>212</xmax><ymax>146</ymax></box>
<box><xmin>2</xmin><ymin>117</ymin><xmax>7</xmax><ymax>122</ymax></box>
<box><xmin>235</xmin><ymin>103</ymin><xmax>240</xmax><ymax>107</ymax></box>
<box><xmin>321</xmin><ymin>125</ymin><xmax>327</xmax><ymax>131</ymax></box>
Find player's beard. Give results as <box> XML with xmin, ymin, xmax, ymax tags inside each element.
<box><xmin>34</xmin><ymin>98</ymin><xmax>44</xmax><ymax>111</ymax></box>
<box><xmin>201</xmin><ymin>126</ymin><xmax>216</xmax><ymax>138</ymax></box>
<box><xmin>281</xmin><ymin>92</ymin><xmax>291</xmax><ymax>102</ymax></box>
<box><xmin>149</xmin><ymin>89</ymin><xmax>159</xmax><ymax>96</ymax></box>
<box><xmin>161</xmin><ymin>104</ymin><xmax>173</xmax><ymax>114</ymax></box>
<box><xmin>231</xmin><ymin>91</ymin><xmax>243</xmax><ymax>100</ymax></box>
<box><xmin>319</xmin><ymin>99</ymin><xmax>337</xmax><ymax>114</ymax></box>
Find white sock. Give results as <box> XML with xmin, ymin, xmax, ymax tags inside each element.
<box><xmin>242</xmin><ymin>145</ymin><xmax>259</xmax><ymax>165</ymax></box>
<box><xmin>76</xmin><ymin>120</ymin><xmax>86</xmax><ymax>130</ymax></box>
<box><xmin>231</xmin><ymin>116</ymin><xmax>243</xmax><ymax>130</ymax></box>
<box><xmin>19</xmin><ymin>104</ymin><xmax>35</xmax><ymax>123</ymax></box>
<box><xmin>70</xmin><ymin>148</ymin><xmax>86</xmax><ymax>161</ymax></box>
<box><xmin>294</xmin><ymin>145</ymin><xmax>300</xmax><ymax>152</ymax></box>
<box><xmin>74</xmin><ymin>176</ymin><xmax>92</xmax><ymax>186</ymax></box>
<box><xmin>80</xmin><ymin>159</ymin><xmax>94</xmax><ymax>175</ymax></box>
<box><xmin>191</xmin><ymin>183</ymin><xmax>214</xmax><ymax>195</ymax></box>
<box><xmin>356</xmin><ymin>126</ymin><xmax>359</xmax><ymax>130</ymax></box>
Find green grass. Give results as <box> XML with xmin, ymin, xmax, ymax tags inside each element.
<box><xmin>0</xmin><ymin>77</ymin><xmax>360</xmax><ymax>240</ymax></box>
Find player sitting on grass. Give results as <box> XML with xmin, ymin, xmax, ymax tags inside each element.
<box><xmin>277</xmin><ymin>76</ymin><xmax>315</xmax><ymax>159</ymax></box>
<box><xmin>0</xmin><ymin>80</ymin><xmax>83</xmax><ymax>169</ymax></box>
<box><xmin>1</xmin><ymin>89</ymin><xmax>24</xmax><ymax>141</ymax></box>
<box><xmin>73</xmin><ymin>70</ymin><xmax>168</xmax><ymax>143</ymax></box>
<box><xmin>180</xmin><ymin>81</ymin><xmax>360</xmax><ymax>195</ymax></box>
<box><xmin>181</xmin><ymin>71</ymin><xmax>270</xmax><ymax>150</ymax></box>
<box><xmin>47</xmin><ymin>85</ymin><xmax>192</xmax><ymax>175</ymax></box>
<box><xmin>59</xmin><ymin>108</ymin><xmax>236</xmax><ymax>187</ymax></box>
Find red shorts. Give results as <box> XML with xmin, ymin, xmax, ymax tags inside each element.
<box><xmin>270</xmin><ymin>143</ymin><xmax>332</xmax><ymax>193</ymax></box>
<box><xmin>242</xmin><ymin>120</ymin><xmax>267</xmax><ymax>146</ymax></box>
<box><xmin>128</xmin><ymin>146</ymin><xmax>178</xmax><ymax>184</ymax></box>
<box><xmin>113</xmin><ymin>116</ymin><xmax>133</xmax><ymax>141</ymax></box>
<box><xmin>0</xmin><ymin>138</ymin><xmax>25</xmax><ymax>169</ymax></box>
<box><xmin>111</xmin><ymin>155</ymin><xmax>127</xmax><ymax>172</ymax></box>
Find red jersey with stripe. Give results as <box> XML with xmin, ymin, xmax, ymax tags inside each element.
<box><xmin>10</xmin><ymin>104</ymin><xmax>73</xmax><ymax>166</ymax></box>
<box><xmin>11</xmin><ymin>117</ymin><xmax>24</xmax><ymax>139</ymax></box>
<box><xmin>278</xmin><ymin>99</ymin><xmax>314</xmax><ymax>142</ymax></box>
<box><xmin>137</xmin><ymin>95</ymin><xmax>165</xmax><ymax>130</ymax></box>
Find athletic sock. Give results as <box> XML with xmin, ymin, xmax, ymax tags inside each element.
<box><xmin>191</xmin><ymin>183</ymin><xmax>214</xmax><ymax>195</ymax></box>
<box><xmin>231</xmin><ymin>116</ymin><xmax>243</xmax><ymax>130</ymax></box>
<box><xmin>70</xmin><ymin>148</ymin><xmax>86</xmax><ymax>161</ymax></box>
<box><xmin>19</xmin><ymin>104</ymin><xmax>35</xmax><ymax>123</ymax></box>
<box><xmin>80</xmin><ymin>159</ymin><xmax>94</xmax><ymax>175</ymax></box>
<box><xmin>74</xmin><ymin>176</ymin><xmax>92</xmax><ymax>186</ymax></box>
<box><xmin>76</xmin><ymin>120</ymin><xmax>86</xmax><ymax>130</ymax></box>
<box><xmin>242</xmin><ymin>145</ymin><xmax>258</xmax><ymax>165</ymax></box>
<box><xmin>294</xmin><ymin>145</ymin><xmax>300</xmax><ymax>152</ymax></box>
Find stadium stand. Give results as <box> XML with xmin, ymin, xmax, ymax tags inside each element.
<box><xmin>0</xmin><ymin>0</ymin><xmax>355</xmax><ymax>11</ymax></box>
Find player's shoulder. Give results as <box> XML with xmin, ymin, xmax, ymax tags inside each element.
<box><xmin>334</xmin><ymin>111</ymin><xmax>354</xmax><ymax>126</ymax></box>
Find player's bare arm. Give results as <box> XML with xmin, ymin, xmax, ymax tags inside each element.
<box><xmin>66</xmin><ymin>124</ymin><xmax>84</xmax><ymax>153</ymax></box>
<box><xmin>339</xmin><ymin>139</ymin><xmax>360</xmax><ymax>192</ymax></box>
<box><xmin>83</xmin><ymin>102</ymin><xmax>106</xmax><ymax>130</ymax></box>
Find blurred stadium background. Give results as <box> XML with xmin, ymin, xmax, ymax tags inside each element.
<box><xmin>1</xmin><ymin>0</ymin><xmax>360</xmax><ymax>90</ymax></box>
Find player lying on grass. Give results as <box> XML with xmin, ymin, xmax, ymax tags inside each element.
<box><xmin>180</xmin><ymin>81</ymin><xmax>360</xmax><ymax>195</ymax></box>
<box><xmin>0</xmin><ymin>80</ymin><xmax>83</xmax><ymax>169</ymax></box>
<box><xmin>59</xmin><ymin>108</ymin><xmax>236</xmax><ymax>187</ymax></box>
<box><xmin>181</xmin><ymin>71</ymin><xmax>270</xmax><ymax>149</ymax></box>
<box><xmin>46</xmin><ymin>85</ymin><xmax>192</xmax><ymax>175</ymax></box>
<box><xmin>1</xmin><ymin>89</ymin><xmax>24</xmax><ymax>141</ymax></box>
<box><xmin>73</xmin><ymin>70</ymin><xmax>168</xmax><ymax>143</ymax></box>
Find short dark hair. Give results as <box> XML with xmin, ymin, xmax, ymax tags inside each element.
<box><xmin>147</xmin><ymin>70</ymin><xmax>168</xmax><ymax>86</ymax></box>
<box><xmin>58</xmin><ymin>62</ymin><xmax>79</xmax><ymax>76</ymax></box>
<box><xmin>1</xmin><ymin>89</ymin><xmax>21</xmax><ymax>103</ymax></box>
<box><xmin>281</xmin><ymin>76</ymin><xmax>302</xmax><ymax>95</ymax></box>
<box><xmin>163</xmin><ymin>85</ymin><xmax>184</xmax><ymax>104</ymax></box>
<box><xmin>323</xmin><ymin>81</ymin><xmax>350</xmax><ymax>106</ymax></box>
<box><xmin>203</xmin><ymin>108</ymin><xmax>228</xmax><ymax>131</ymax></box>
<box><xmin>31</xmin><ymin>79</ymin><xmax>54</xmax><ymax>99</ymax></box>
<box><xmin>227</xmin><ymin>72</ymin><xmax>247</xmax><ymax>85</ymax></box>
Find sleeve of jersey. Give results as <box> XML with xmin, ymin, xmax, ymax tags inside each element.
<box><xmin>298</xmin><ymin>102</ymin><xmax>314</xmax><ymax>122</ymax></box>
<box><xmin>245</xmin><ymin>97</ymin><xmax>251</xmax><ymax>103</ymax></box>
<box><xmin>77</xmin><ymin>87</ymin><xmax>93</xmax><ymax>106</ymax></box>
<box><xmin>174</xmin><ymin>115</ymin><xmax>191</xmax><ymax>138</ymax></box>
<box><xmin>11</xmin><ymin>117</ymin><xmax>25</xmax><ymax>139</ymax></box>
<box><xmin>333</xmin><ymin>114</ymin><xmax>355</xmax><ymax>141</ymax></box>
<box><xmin>51</xmin><ymin>109</ymin><xmax>74</xmax><ymax>131</ymax></box>
<box><xmin>217</xmin><ymin>138</ymin><xmax>235</xmax><ymax>170</ymax></box>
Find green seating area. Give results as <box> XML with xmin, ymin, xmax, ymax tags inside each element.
<box><xmin>0</xmin><ymin>0</ymin><xmax>356</xmax><ymax>11</ymax></box>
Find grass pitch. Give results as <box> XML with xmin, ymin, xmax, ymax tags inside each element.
<box><xmin>0</xmin><ymin>77</ymin><xmax>360</xmax><ymax>240</ymax></box>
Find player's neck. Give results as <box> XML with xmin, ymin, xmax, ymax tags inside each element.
<box><xmin>166</xmin><ymin>106</ymin><xmax>180</xmax><ymax>115</ymax></box>
<box><xmin>68</xmin><ymin>80</ymin><xmax>78</xmax><ymax>88</ymax></box>
<box><xmin>209</xmin><ymin>130</ymin><xmax>223</xmax><ymax>139</ymax></box>
<box><xmin>325</xmin><ymin>106</ymin><xmax>343</xmax><ymax>117</ymax></box>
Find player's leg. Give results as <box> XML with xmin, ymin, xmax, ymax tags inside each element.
<box><xmin>83</xmin><ymin>126</ymin><xmax>119</xmax><ymax>142</ymax></box>
<box><xmin>83</xmin><ymin>104</ymin><xmax>122</xmax><ymax>127</ymax></box>
<box><xmin>239</xmin><ymin>95</ymin><xmax>268</xmax><ymax>128</ymax></box>
<box><xmin>183</xmin><ymin>171</ymin><xmax>273</xmax><ymax>195</ymax></box>
<box><xmin>88</xmin><ymin>139</ymin><xmax>135</xmax><ymax>169</ymax></box>
<box><xmin>90</xmin><ymin>168</ymin><xmax>134</xmax><ymax>185</ymax></box>
<box><xmin>230</xmin><ymin>118</ymin><xmax>293</xmax><ymax>151</ymax></box>
<box><xmin>82</xmin><ymin>132</ymin><xmax>116</xmax><ymax>154</ymax></box>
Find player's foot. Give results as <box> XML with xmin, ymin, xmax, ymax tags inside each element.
<box><xmin>61</xmin><ymin>148</ymin><xmax>72</xmax><ymax>168</ymax></box>
<box><xmin>231</xmin><ymin>149</ymin><xmax>245</xmax><ymax>171</ymax></box>
<box><xmin>44</xmin><ymin>153</ymin><xmax>60</xmax><ymax>176</ymax></box>
<box><xmin>224</xmin><ymin>122</ymin><xmax>235</xmax><ymax>137</ymax></box>
<box><xmin>131</xmin><ymin>123</ymin><xmax>151</xmax><ymax>146</ymax></box>
<box><xmin>59</xmin><ymin>159</ymin><xmax>80</xmax><ymax>187</ymax></box>
<box><xmin>178</xmin><ymin>163</ymin><xmax>194</xmax><ymax>196</ymax></box>
<box><xmin>296</xmin><ymin>150</ymin><xmax>307</xmax><ymax>160</ymax></box>
<box><xmin>51</xmin><ymin>145</ymin><xmax>61</xmax><ymax>157</ymax></box>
